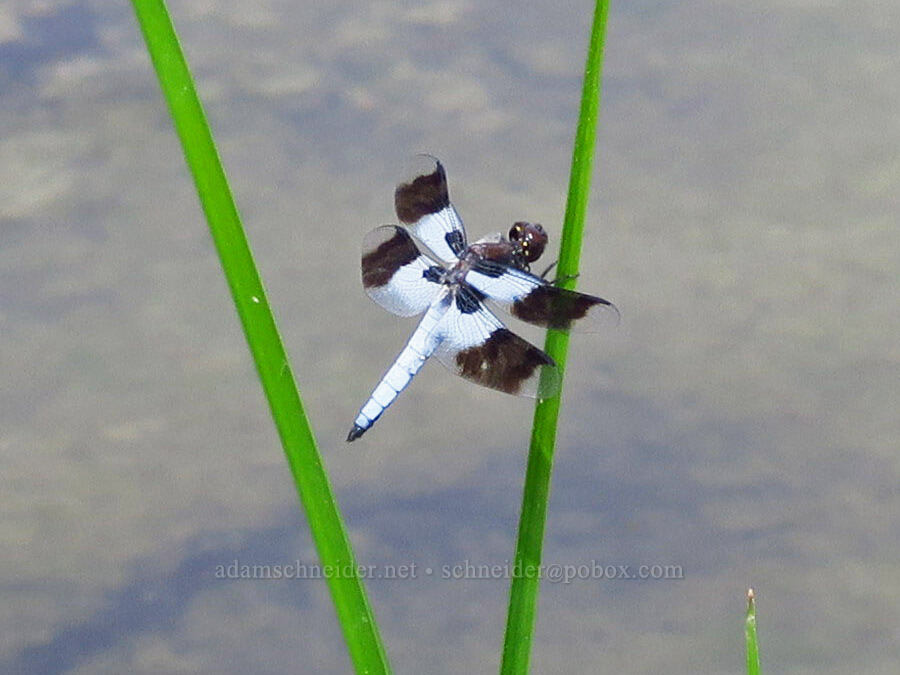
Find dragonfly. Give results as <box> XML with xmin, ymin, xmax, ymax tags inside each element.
<box><xmin>347</xmin><ymin>156</ymin><xmax>617</xmax><ymax>441</ymax></box>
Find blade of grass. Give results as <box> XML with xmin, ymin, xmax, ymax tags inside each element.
<box><xmin>746</xmin><ymin>589</ymin><xmax>762</xmax><ymax>675</ymax></box>
<box><xmin>500</xmin><ymin>1</ymin><xmax>611</xmax><ymax>672</ymax></box>
<box><xmin>130</xmin><ymin>2</ymin><xmax>390</xmax><ymax>672</ymax></box>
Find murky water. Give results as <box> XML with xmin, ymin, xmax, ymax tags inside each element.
<box><xmin>1</xmin><ymin>1</ymin><xmax>898</xmax><ymax>672</ymax></box>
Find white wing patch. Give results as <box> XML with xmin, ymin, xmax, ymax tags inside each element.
<box><xmin>361</xmin><ymin>226</ymin><xmax>442</xmax><ymax>317</ymax></box>
<box><xmin>408</xmin><ymin>204</ymin><xmax>466</xmax><ymax>264</ymax></box>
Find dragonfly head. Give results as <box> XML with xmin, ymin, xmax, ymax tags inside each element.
<box><xmin>509</xmin><ymin>221</ymin><xmax>548</xmax><ymax>264</ymax></box>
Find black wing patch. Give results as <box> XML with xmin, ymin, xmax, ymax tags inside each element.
<box><xmin>466</xmin><ymin>264</ymin><xmax>619</xmax><ymax>331</ymax></box>
<box><xmin>512</xmin><ymin>285</ymin><xmax>616</xmax><ymax>330</ymax></box>
<box><xmin>395</xmin><ymin>158</ymin><xmax>450</xmax><ymax>224</ymax></box>
<box><xmin>393</xmin><ymin>156</ymin><xmax>467</xmax><ymax>263</ymax></box>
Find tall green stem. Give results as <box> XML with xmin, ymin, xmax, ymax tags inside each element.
<box><xmin>130</xmin><ymin>1</ymin><xmax>391</xmax><ymax>672</ymax></box>
<box><xmin>500</xmin><ymin>1</ymin><xmax>611</xmax><ymax>672</ymax></box>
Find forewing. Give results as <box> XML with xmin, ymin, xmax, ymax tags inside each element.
<box><xmin>362</xmin><ymin>225</ymin><xmax>442</xmax><ymax>317</ymax></box>
<box><xmin>433</xmin><ymin>286</ymin><xmax>559</xmax><ymax>399</ymax></box>
<box><xmin>394</xmin><ymin>155</ymin><xmax>467</xmax><ymax>264</ymax></box>
<box><xmin>466</xmin><ymin>261</ymin><xmax>620</xmax><ymax>332</ymax></box>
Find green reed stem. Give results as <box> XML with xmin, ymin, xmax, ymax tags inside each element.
<box><xmin>130</xmin><ymin>2</ymin><xmax>391</xmax><ymax>672</ymax></box>
<box><xmin>500</xmin><ymin>1</ymin><xmax>611</xmax><ymax>672</ymax></box>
